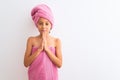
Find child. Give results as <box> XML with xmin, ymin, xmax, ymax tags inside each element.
<box><xmin>24</xmin><ymin>4</ymin><xmax>62</xmax><ymax>80</ymax></box>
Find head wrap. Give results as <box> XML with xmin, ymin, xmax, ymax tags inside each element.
<box><xmin>31</xmin><ymin>4</ymin><xmax>54</xmax><ymax>28</ymax></box>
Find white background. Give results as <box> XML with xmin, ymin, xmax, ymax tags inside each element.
<box><xmin>0</xmin><ymin>0</ymin><xmax>120</xmax><ymax>80</ymax></box>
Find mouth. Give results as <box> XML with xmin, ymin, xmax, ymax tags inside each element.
<box><xmin>41</xmin><ymin>29</ymin><xmax>47</xmax><ymax>31</ymax></box>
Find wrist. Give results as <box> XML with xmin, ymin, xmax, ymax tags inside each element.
<box><xmin>37</xmin><ymin>48</ymin><xmax>42</xmax><ymax>53</ymax></box>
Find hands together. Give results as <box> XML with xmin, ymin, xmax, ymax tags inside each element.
<box><xmin>38</xmin><ymin>31</ymin><xmax>49</xmax><ymax>52</ymax></box>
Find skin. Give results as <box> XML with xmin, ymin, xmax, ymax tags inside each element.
<box><xmin>24</xmin><ymin>18</ymin><xmax>62</xmax><ymax>68</ymax></box>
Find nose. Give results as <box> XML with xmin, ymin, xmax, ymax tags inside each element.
<box><xmin>41</xmin><ymin>24</ymin><xmax>46</xmax><ymax>28</ymax></box>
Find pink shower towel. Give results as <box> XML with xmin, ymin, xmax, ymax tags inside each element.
<box><xmin>31</xmin><ymin>4</ymin><xmax>54</xmax><ymax>28</ymax></box>
<box><xmin>28</xmin><ymin>46</ymin><xmax>58</xmax><ymax>80</ymax></box>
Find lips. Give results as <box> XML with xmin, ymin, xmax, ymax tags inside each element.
<box><xmin>41</xmin><ymin>29</ymin><xmax>47</xmax><ymax>31</ymax></box>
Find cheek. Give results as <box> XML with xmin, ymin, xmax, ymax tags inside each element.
<box><xmin>48</xmin><ymin>25</ymin><xmax>52</xmax><ymax>29</ymax></box>
<box><xmin>48</xmin><ymin>27</ymin><xmax>51</xmax><ymax>31</ymax></box>
<box><xmin>37</xmin><ymin>27</ymin><xmax>41</xmax><ymax>31</ymax></box>
<box><xmin>37</xmin><ymin>25</ymin><xmax>42</xmax><ymax>29</ymax></box>
<box><xmin>37</xmin><ymin>28</ymin><xmax>40</xmax><ymax>32</ymax></box>
<box><xmin>37</xmin><ymin>26</ymin><xmax>40</xmax><ymax>29</ymax></box>
<box><xmin>49</xmin><ymin>26</ymin><xmax>51</xmax><ymax>29</ymax></box>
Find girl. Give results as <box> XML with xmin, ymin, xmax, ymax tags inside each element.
<box><xmin>24</xmin><ymin>4</ymin><xmax>62</xmax><ymax>80</ymax></box>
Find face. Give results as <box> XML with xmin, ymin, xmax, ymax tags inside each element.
<box><xmin>37</xmin><ymin>18</ymin><xmax>51</xmax><ymax>34</ymax></box>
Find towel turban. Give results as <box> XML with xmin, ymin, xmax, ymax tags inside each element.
<box><xmin>31</xmin><ymin>4</ymin><xmax>54</xmax><ymax>28</ymax></box>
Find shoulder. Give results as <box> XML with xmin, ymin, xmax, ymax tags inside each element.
<box><xmin>55</xmin><ymin>38</ymin><xmax>61</xmax><ymax>43</ymax></box>
<box><xmin>53</xmin><ymin>37</ymin><xmax>61</xmax><ymax>47</ymax></box>
<box><xmin>27</xmin><ymin>36</ymin><xmax>36</xmax><ymax>44</ymax></box>
<box><xmin>51</xmin><ymin>36</ymin><xmax>61</xmax><ymax>43</ymax></box>
<box><xmin>27</xmin><ymin>36</ymin><xmax>34</xmax><ymax>42</ymax></box>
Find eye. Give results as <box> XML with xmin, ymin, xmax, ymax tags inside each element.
<box><xmin>38</xmin><ymin>22</ymin><xmax>43</xmax><ymax>25</ymax></box>
<box><xmin>45</xmin><ymin>22</ymin><xmax>49</xmax><ymax>26</ymax></box>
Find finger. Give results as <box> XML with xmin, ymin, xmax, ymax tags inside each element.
<box><xmin>42</xmin><ymin>31</ymin><xmax>47</xmax><ymax>37</ymax></box>
<box><xmin>42</xmin><ymin>32</ymin><xmax>45</xmax><ymax>39</ymax></box>
<box><xmin>42</xmin><ymin>40</ymin><xmax>44</xmax><ymax>46</ymax></box>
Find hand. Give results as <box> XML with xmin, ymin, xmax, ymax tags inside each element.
<box><xmin>36</xmin><ymin>42</ymin><xmax>44</xmax><ymax>55</ymax></box>
<box><xmin>35</xmin><ymin>38</ymin><xmax>44</xmax><ymax>55</ymax></box>
<box><xmin>42</xmin><ymin>32</ymin><xmax>49</xmax><ymax>51</ymax></box>
<box><xmin>38</xmin><ymin>41</ymin><xmax>44</xmax><ymax>51</ymax></box>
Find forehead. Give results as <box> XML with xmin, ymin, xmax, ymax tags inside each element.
<box><xmin>38</xmin><ymin>17</ymin><xmax>49</xmax><ymax>23</ymax></box>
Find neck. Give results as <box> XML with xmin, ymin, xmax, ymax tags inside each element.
<box><xmin>39</xmin><ymin>33</ymin><xmax>50</xmax><ymax>38</ymax></box>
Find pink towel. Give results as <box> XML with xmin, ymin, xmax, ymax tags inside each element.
<box><xmin>31</xmin><ymin>4</ymin><xmax>54</xmax><ymax>28</ymax></box>
<box><xmin>28</xmin><ymin>46</ymin><xmax>58</xmax><ymax>80</ymax></box>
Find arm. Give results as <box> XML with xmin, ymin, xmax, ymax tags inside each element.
<box><xmin>23</xmin><ymin>37</ymin><xmax>43</xmax><ymax>67</ymax></box>
<box><xmin>45</xmin><ymin>38</ymin><xmax>62</xmax><ymax>68</ymax></box>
